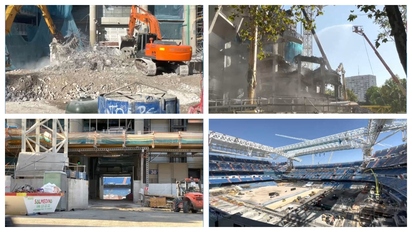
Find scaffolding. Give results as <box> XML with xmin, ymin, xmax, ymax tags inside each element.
<box><xmin>195</xmin><ymin>5</ymin><xmax>203</xmax><ymax>56</ymax></box>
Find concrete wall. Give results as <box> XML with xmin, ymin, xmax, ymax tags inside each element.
<box><xmin>68</xmin><ymin>179</ymin><xmax>89</xmax><ymax>210</ymax></box>
<box><xmin>158</xmin><ymin>163</ymin><xmax>188</xmax><ymax>183</ymax></box>
<box><xmin>133</xmin><ymin>180</ymin><xmax>143</xmax><ymax>204</ymax></box>
<box><xmin>11</xmin><ymin>178</ymin><xmax>44</xmax><ymax>191</ymax></box>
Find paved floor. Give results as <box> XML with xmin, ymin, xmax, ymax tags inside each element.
<box><xmin>9</xmin><ymin>199</ymin><xmax>204</xmax><ymax>227</ymax></box>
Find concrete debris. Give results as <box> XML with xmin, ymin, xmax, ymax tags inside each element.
<box><xmin>6</xmin><ymin>47</ymin><xmax>202</xmax><ymax>113</ymax></box>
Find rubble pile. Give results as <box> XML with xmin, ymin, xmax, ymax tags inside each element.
<box><xmin>47</xmin><ymin>46</ymin><xmax>133</xmax><ymax>72</ymax></box>
<box><xmin>6</xmin><ymin>47</ymin><xmax>201</xmax><ymax>113</ymax></box>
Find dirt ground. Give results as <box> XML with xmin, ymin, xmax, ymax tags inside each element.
<box><xmin>5</xmin><ymin>49</ymin><xmax>202</xmax><ymax>114</ymax></box>
<box><xmin>8</xmin><ymin>199</ymin><xmax>203</xmax><ymax>227</ymax></box>
<box><xmin>234</xmin><ymin>185</ymin><xmax>320</xmax><ymax>210</ymax></box>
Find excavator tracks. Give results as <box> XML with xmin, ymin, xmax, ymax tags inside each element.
<box><xmin>135</xmin><ymin>58</ymin><xmax>157</xmax><ymax>76</ymax></box>
<box><xmin>176</xmin><ymin>64</ymin><xmax>189</xmax><ymax>76</ymax></box>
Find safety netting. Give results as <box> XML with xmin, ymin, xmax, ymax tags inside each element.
<box><xmin>5</xmin><ymin>5</ymin><xmax>83</xmax><ymax>69</ymax></box>
<box><xmin>6</xmin><ymin>129</ymin><xmax>203</xmax><ymax>148</ymax></box>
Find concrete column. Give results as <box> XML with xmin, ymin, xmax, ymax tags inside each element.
<box><xmin>69</xmin><ymin>119</ymin><xmax>83</xmax><ymax>132</ymax></box>
<box><xmin>189</xmin><ymin>5</ymin><xmax>197</xmax><ymax>53</ymax></box>
<box><xmin>134</xmin><ymin>119</ymin><xmax>144</xmax><ymax>134</ymax></box>
<box><xmin>89</xmin><ymin>5</ymin><xmax>96</xmax><ymax>47</ymax></box>
<box><xmin>183</xmin><ymin>6</ymin><xmax>189</xmax><ymax>46</ymax></box>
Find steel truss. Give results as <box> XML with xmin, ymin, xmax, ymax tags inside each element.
<box><xmin>209</xmin><ymin>119</ymin><xmax>406</xmax><ymax>162</ymax></box>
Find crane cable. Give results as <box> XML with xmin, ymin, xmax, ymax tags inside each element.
<box><xmin>363</xmin><ymin>37</ymin><xmax>374</xmax><ymax>75</ymax></box>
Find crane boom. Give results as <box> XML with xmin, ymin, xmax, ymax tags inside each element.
<box><xmin>352</xmin><ymin>26</ymin><xmax>406</xmax><ymax>97</ymax></box>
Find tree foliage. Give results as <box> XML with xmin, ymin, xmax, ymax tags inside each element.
<box><xmin>228</xmin><ymin>5</ymin><xmax>323</xmax><ymax>60</ymax></box>
<box><xmin>364</xmin><ymin>78</ymin><xmax>406</xmax><ymax>113</ymax></box>
<box><xmin>348</xmin><ymin>5</ymin><xmax>407</xmax><ymax>73</ymax></box>
<box><xmin>346</xmin><ymin>89</ymin><xmax>358</xmax><ymax>102</ymax></box>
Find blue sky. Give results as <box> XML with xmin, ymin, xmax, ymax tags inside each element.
<box><xmin>296</xmin><ymin>5</ymin><xmax>406</xmax><ymax>87</ymax></box>
<box><xmin>209</xmin><ymin>119</ymin><xmax>405</xmax><ymax>166</ymax></box>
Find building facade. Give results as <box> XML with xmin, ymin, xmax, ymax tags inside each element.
<box><xmin>345</xmin><ymin>75</ymin><xmax>377</xmax><ymax>102</ymax></box>
<box><xmin>5</xmin><ymin>119</ymin><xmax>203</xmax><ymax>200</ymax></box>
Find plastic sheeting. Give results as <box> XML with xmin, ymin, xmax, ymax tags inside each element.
<box><xmin>284</xmin><ymin>41</ymin><xmax>303</xmax><ymax>64</ymax></box>
<box><xmin>5</xmin><ymin>5</ymin><xmax>82</xmax><ymax>69</ymax></box>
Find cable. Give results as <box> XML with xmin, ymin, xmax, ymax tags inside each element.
<box><xmin>363</xmin><ymin>37</ymin><xmax>374</xmax><ymax>75</ymax></box>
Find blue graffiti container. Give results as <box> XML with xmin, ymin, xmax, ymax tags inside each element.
<box><xmin>97</xmin><ymin>93</ymin><xmax>179</xmax><ymax>114</ymax></box>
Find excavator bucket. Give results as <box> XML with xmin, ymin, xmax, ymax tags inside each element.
<box><xmin>120</xmin><ymin>36</ymin><xmax>135</xmax><ymax>49</ymax></box>
<box><xmin>119</xmin><ymin>36</ymin><xmax>136</xmax><ymax>58</ymax></box>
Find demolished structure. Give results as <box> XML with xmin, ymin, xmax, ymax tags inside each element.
<box><xmin>209</xmin><ymin>6</ymin><xmax>357</xmax><ymax>113</ymax></box>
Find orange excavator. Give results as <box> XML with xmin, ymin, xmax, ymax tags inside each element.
<box><xmin>120</xmin><ymin>5</ymin><xmax>192</xmax><ymax>76</ymax></box>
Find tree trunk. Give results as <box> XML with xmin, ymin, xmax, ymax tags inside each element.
<box><xmin>385</xmin><ymin>5</ymin><xmax>407</xmax><ymax>74</ymax></box>
<box><xmin>247</xmin><ymin>40</ymin><xmax>257</xmax><ymax>102</ymax></box>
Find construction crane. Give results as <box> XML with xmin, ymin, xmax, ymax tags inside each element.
<box><xmin>352</xmin><ymin>26</ymin><xmax>406</xmax><ymax>97</ymax></box>
<box><xmin>336</xmin><ymin>63</ymin><xmax>347</xmax><ymax>100</ymax></box>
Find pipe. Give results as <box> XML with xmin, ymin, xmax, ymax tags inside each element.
<box><xmin>89</xmin><ymin>5</ymin><xmax>96</xmax><ymax>47</ymax></box>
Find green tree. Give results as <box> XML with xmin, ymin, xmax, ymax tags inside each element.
<box><xmin>364</xmin><ymin>78</ymin><xmax>406</xmax><ymax>113</ymax></box>
<box><xmin>346</xmin><ymin>89</ymin><xmax>358</xmax><ymax>102</ymax></box>
<box><xmin>365</xmin><ymin>86</ymin><xmax>384</xmax><ymax>105</ymax></box>
<box><xmin>381</xmin><ymin>78</ymin><xmax>406</xmax><ymax>113</ymax></box>
<box><xmin>348</xmin><ymin>5</ymin><xmax>407</xmax><ymax>74</ymax></box>
<box><xmin>228</xmin><ymin>5</ymin><xmax>324</xmax><ymax>100</ymax></box>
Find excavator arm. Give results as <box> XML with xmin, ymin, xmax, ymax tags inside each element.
<box><xmin>127</xmin><ymin>5</ymin><xmax>162</xmax><ymax>40</ymax></box>
<box><xmin>5</xmin><ymin>5</ymin><xmax>65</xmax><ymax>43</ymax></box>
<box><xmin>5</xmin><ymin>5</ymin><xmax>22</xmax><ymax>34</ymax></box>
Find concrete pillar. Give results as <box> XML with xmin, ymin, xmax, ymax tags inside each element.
<box><xmin>134</xmin><ymin>119</ymin><xmax>144</xmax><ymax>134</ymax></box>
<box><xmin>89</xmin><ymin>5</ymin><xmax>96</xmax><ymax>47</ymax></box>
<box><xmin>69</xmin><ymin>119</ymin><xmax>83</xmax><ymax>132</ymax></box>
<box><xmin>189</xmin><ymin>5</ymin><xmax>197</xmax><ymax>53</ymax></box>
<box><xmin>183</xmin><ymin>6</ymin><xmax>189</xmax><ymax>46</ymax></box>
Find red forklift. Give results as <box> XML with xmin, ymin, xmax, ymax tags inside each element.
<box><xmin>172</xmin><ymin>177</ymin><xmax>203</xmax><ymax>213</ymax></box>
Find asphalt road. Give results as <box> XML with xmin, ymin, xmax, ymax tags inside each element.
<box><xmin>8</xmin><ymin>200</ymin><xmax>203</xmax><ymax>227</ymax></box>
